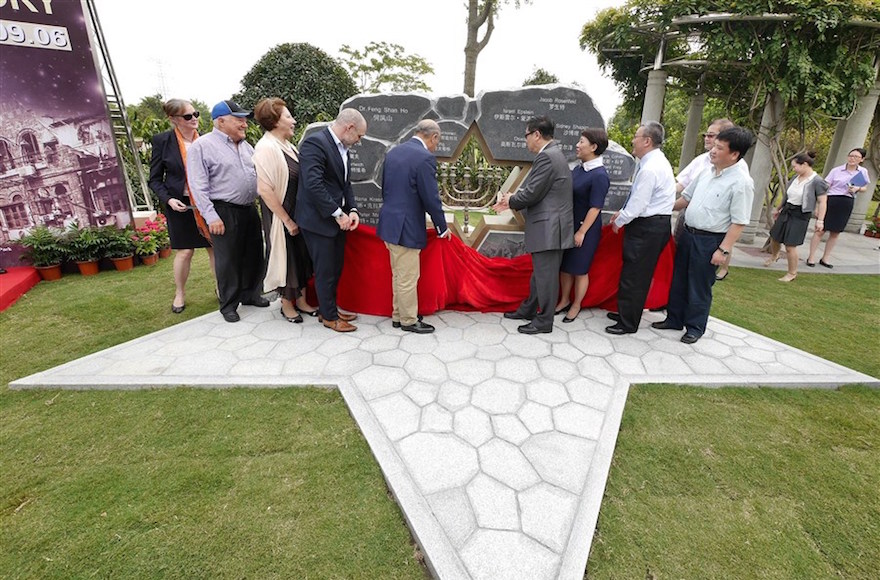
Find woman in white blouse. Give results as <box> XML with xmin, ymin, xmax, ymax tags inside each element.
<box><xmin>764</xmin><ymin>151</ymin><xmax>829</xmax><ymax>282</ymax></box>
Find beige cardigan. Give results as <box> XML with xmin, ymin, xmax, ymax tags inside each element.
<box><xmin>253</xmin><ymin>132</ymin><xmax>298</xmax><ymax>292</ymax></box>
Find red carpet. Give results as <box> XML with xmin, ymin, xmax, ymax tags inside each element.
<box><xmin>0</xmin><ymin>266</ymin><xmax>41</xmax><ymax>312</ymax></box>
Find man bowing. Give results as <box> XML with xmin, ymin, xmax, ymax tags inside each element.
<box><xmin>377</xmin><ymin>120</ymin><xmax>451</xmax><ymax>334</ymax></box>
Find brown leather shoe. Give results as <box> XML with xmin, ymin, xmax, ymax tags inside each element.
<box><xmin>322</xmin><ymin>318</ymin><xmax>357</xmax><ymax>332</ymax></box>
<box><xmin>318</xmin><ymin>312</ymin><xmax>358</xmax><ymax>323</ymax></box>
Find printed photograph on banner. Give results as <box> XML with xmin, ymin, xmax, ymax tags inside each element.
<box><xmin>0</xmin><ymin>0</ymin><xmax>132</xmax><ymax>267</ymax></box>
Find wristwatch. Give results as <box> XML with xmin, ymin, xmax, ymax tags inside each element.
<box><xmin>717</xmin><ymin>247</ymin><xmax>730</xmax><ymax>256</ymax></box>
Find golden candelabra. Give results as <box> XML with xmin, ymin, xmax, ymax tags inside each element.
<box><xmin>438</xmin><ymin>163</ymin><xmax>505</xmax><ymax>234</ymax></box>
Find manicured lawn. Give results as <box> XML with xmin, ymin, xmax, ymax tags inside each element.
<box><xmin>1</xmin><ymin>256</ymin><xmax>878</xmax><ymax>578</ymax></box>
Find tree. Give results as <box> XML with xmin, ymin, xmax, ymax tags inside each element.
<box><xmin>463</xmin><ymin>0</ymin><xmax>531</xmax><ymax>97</ymax></box>
<box><xmin>338</xmin><ymin>41</ymin><xmax>434</xmax><ymax>93</ymax></box>
<box><xmin>522</xmin><ymin>67</ymin><xmax>559</xmax><ymax>86</ymax></box>
<box><xmin>234</xmin><ymin>43</ymin><xmax>357</xmax><ymax>129</ymax></box>
<box><xmin>581</xmin><ymin>0</ymin><xmax>880</xmax><ymax>218</ymax></box>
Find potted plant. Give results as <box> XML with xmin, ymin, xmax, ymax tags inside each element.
<box><xmin>131</xmin><ymin>225</ymin><xmax>159</xmax><ymax>265</ymax></box>
<box><xmin>18</xmin><ymin>225</ymin><xmax>65</xmax><ymax>281</ymax></box>
<box><xmin>64</xmin><ymin>222</ymin><xmax>105</xmax><ymax>276</ymax></box>
<box><xmin>149</xmin><ymin>214</ymin><xmax>172</xmax><ymax>258</ymax></box>
<box><xmin>101</xmin><ymin>226</ymin><xmax>135</xmax><ymax>271</ymax></box>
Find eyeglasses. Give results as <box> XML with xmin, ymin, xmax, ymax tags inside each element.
<box><xmin>175</xmin><ymin>112</ymin><xmax>200</xmax><ymax>121</ymax></box>
<box><xmin>524</xmin><ymin>130</ymin><xmax>536</xmax><ymax>138</ymax></box>
<box><xmin>847</xmin><ymin>153</ymin><xmax>863</xmax><ymax>159</ymax></box>
<box><xmin>701</xmin><ymin>132</ymin><xmax>718</xmax><ymax>139</ymax></box>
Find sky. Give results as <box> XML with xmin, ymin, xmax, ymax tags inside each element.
<box><xmin>92</xmin><ymin>0</ymin><xmax>626</xmax><ymax>124</ymax></box>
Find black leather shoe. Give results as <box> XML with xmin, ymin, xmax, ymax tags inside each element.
<box><xmin>401</xmin><ymin>320</ymin><xmax>435</xmax><ymax>334</ymax></box>
<box><xmin>605</xmin><ymin>323</ymin><xmax>635</xmax><ymax>335</ymax></box>
<box><xmin>281</xmin><ymin>306</ymin><xmax>303</xmax><ymax>324</ymax></box>
<box><xmin>393</xmin><ymin>315</ymin><xmax>423</xmax><ymax>328</ymax></box>
<box><xmin>651</xmin><ymin>319</ymin><xmax>682</xmax><ymax>330</ymax></box>
<box><xmin>504</xmin><ymin>311</ymin><xmax>532</xmax><ymax>320</ymax></box>
<box><xmin>517</xmin><ymin>323</ymin><xmax>552</xmax><ymax>334</ymax></box>
<box><xmin>606</xmin><ymin>312</ymin><xmax>621</xmax><ymax>322</ymax></box>
<box><xmin>681</xmin><ymin>333</ymin><xmax>700</xmax><ymax>344</ymax></box>
<box><xmin>554</xmin><ymin>303</ymin><xmax>572</xmax><ymax>315</ymax></box>
<box><xmin>222</xmin><ymin>310</ymin><xmax>240</xmax><ymax>323</ymax></box>
<box><xmin>171</xmin><ymin>303</ymin><xmax>185</xmax><ymax>314</ymax></box>
<box><xmin>819</xmin><ymin>259</ymin><xmax>833</xmax><ymax>269</ymax></box>
<box><xmin>242</xmin><ymin>296</ymin><xmax>270</xmax><ymax>307</ymax></box>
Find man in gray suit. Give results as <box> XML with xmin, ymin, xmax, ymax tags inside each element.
<box><xmin>494</xmin><ymin>116</ymin><xmax>574</xmax><ymax>334</ymax></box>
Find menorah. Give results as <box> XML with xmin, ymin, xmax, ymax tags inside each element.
<box><xmin>438</xmin><ymin>163</ymin><xmax>507</xmax><ymax>234</ymax></box>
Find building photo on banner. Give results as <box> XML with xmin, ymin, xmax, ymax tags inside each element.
<box><xmin>0</xmin><ymin>0</ymin><xmax>131</xmax><ymax>269</ymax></box>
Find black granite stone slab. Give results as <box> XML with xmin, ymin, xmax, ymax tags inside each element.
<box><xmin>344</xmin><ymin>94</ymin><xmax>433</xmax><ymax>141</ymax></box>
<box><xmin>352</xmin><ymin>181</ymin><xmax>383</xmax><ymax>227</ymax></box>
<box><xmin>476</xmin><ymin>86</ymin><xmax>604</xmax><ymax>163</ymax></box>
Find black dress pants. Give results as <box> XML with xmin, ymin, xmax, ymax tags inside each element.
<box><xmin>616</xmin><ymin>215</ymin><xmax>671</xmax><ymax>332</ymax></box>
<box><xmin>301</xmin><ymin>229</ymin><xmax>346</xmax><ymax>321</ymax></box>
<box><xmin>212</xmin><ymin>200</ymin><xmax>265</xmax><ymax>315</ymax></box>
<box><xmin>515</xmin><ymin>249</ymin><xmax>563</xmax><ymax>331</ymax></box>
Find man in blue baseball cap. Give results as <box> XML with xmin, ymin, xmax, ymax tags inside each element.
<box><xmin>210</xmin><ymin>100</ymin><xmax>252</xmax><ymax>120</ymax></box>
<box><xmin>187</xmin><ymin>99</ymin><xmax>267</xmax><ymax>323</ymax></box>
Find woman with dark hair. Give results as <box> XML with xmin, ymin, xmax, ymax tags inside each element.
<box><xmin>764</xmin><ymin>151</ymin><xmax>829</xmax><ymax>282</ymax></box>
<box><xmin>148</xmin><ymin>99</ymin><xmax>215</xmax><ymax>313</ymax></box>
<box><xmin>806</xmin><ymin>147</ymin><xmax>870</xmax><ymax>268</ymax></box>
<box><xmin>252</xmin><ymin>97</ymin><xmax>316</xmax><ymax>323</ymax></box>
<box><xmin>554</xmin><ymin>128</ymin><xmax>610</xmax><ymax>322</ymax></box>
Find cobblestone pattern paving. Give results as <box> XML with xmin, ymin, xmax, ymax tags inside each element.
<box><xmin>11</xmin><ymin>306</ymin><xmax>877</xmax><ymax>579</ymax></box>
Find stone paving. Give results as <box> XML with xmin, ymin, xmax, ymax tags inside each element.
<box><xmin>11</xmin><ymin>303</ymin><xmax>877</xmax><ymax>579</ymax></box>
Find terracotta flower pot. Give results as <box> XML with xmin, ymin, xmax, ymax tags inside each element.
<box><xmin>159</xmin><ymin>247</ymin><xmax>172</xmax><ymax>259</ymax></box>
<box><xmin>76</xmin><ymin>260</ymin><xmax>100</xmax><ymax>276</ymax></box>
<box><xmin>111</xmin><ymin>255</ymin><xmax>135</xmax><ymax>271</ymax></box>
<box><xmin>35</xmin><ymin>264</ymin><xmax>63</xmax><ymax>281</ymax></box>
<box><xmin>140</xmin><ymin>253</ymin><xmax>159</xmax><ymax>266</ymax></box>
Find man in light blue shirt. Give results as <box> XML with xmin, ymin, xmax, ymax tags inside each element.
<box><xmin>188</xmin><ymin>100</ymin><xmax>267</xmax><ymax>323</ymax></box>
<box><xmin>652</xmin><ymin>126</ymin><xmax>755</xmax><ymax>343</ymax></box>
<box><xmin>606</xmin><ymin>121</ymin><xmax>676</xmax><ymax>335</ymax></box>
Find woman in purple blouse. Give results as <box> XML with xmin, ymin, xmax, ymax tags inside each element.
<box><xmin>806</xmin><ymin>147</ymin><xmax>870</xmax><ymax>268</ymax></box>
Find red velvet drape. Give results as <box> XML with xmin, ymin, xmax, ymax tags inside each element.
<box><xmin>333</xmin><ymin>224</ymin><xmax>675</xmax><ymax>316</ymax></box>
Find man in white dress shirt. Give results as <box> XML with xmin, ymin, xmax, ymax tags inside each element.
<box><xmin>606</xmin><ymin>121</ymin><xmax>676</xmax><ymax>335</ymax></box>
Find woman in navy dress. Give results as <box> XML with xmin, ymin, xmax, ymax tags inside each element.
<box><xmin>555</xmin><ymin>128</ymin><xmax>610</xmax><ymax>322</ymax></box>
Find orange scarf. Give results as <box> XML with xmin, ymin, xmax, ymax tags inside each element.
<box><xmin>174</xmin><ymin>127</ymin><xmax>211</xmax><ymax>243</ymax></box>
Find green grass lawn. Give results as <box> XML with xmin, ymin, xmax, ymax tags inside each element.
<box><xmin>1</xmin><ymin>255</ymin><xmax>878</xmax><ymax>578</ymax></box>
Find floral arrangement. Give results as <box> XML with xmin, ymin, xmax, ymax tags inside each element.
<box><xmin>130</xmin><ymin>225</ymin><xmax>159</xmax><ymax>256</ymax></box>
<box><xmin>144</xmin><ymin>214</ymin><xmax>170</xmax><ymax>249</ymax></box>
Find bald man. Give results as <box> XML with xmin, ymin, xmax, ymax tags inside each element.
<box><xmin>296</xmin><ymin>108</ymin><xmax>366</xmax><ymax>332</ymax></box>
<box><xmin>378</xmin><ymin>120</ymin><xmax>451</xmax><ymax>334</ymax></box>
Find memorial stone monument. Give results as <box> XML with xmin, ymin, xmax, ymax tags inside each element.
<box><xmin>299</xmin><ymin>86</ymin><xmax>635</xmax><ymax>256</ymax></box>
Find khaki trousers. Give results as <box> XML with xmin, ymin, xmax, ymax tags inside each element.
<box><xmin>385</xmin><ymin>241</ymin><xmax>421</xmax><ymax>325</ymax></box>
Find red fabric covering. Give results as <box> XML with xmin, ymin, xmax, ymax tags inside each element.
<box><xmin>0</xmin><ymin>266</ymin><xmax>41</xmax><ymax>312</ymax></box>
<box><xmin>336</xmin><ymin>225</ymin><xmax>675</xmax><ymax>316</ymax></box>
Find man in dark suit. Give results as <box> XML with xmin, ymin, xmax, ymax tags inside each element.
<box><xmin>494</xmin><ymin>116</ymin><xmax>574</xmax><ymax>334</ymax></box>
<box><xmin>295</xmin><ymin>108</ymin><xmax>366</xmax><ymax>333</ymax></box>
<box><xmin>377</xmin><ymin>120</ymin><xmax>451</xmax><ymax>334</ymax></box>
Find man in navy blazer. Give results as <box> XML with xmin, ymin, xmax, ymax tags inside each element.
<box><xmin>377</xmin><ymin>120</ymin><xmax>451</xmax><ymax>334</ymax></box>
<box><xmin>295</xmin><ymin>108</ymin><xmax>366</xmax><ymax>332</ymax></box>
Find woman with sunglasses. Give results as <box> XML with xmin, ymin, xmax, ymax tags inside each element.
<box><xmin>806</xmin><ymin>147</ymin><xmax>870</xmax><ymax>268</ymax></box>
<box><xmin>148</xmin><ymin>99</ymin><xmax>215</xmax><ymax>313</ymax></box>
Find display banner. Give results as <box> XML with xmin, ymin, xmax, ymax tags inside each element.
<box><xmin>0</xmin><ymin>0</ymin><xmax>132</xmax><ymax>267</ymax></box>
